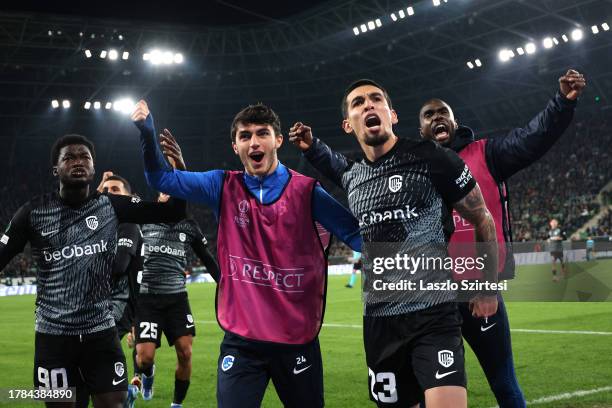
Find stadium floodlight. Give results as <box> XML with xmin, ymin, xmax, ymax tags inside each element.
<box><xmin>543</xmin><ymin>37</ymin><xmax>554</xmax><ymax>48</ymax></box>
<box><xmin>62</xmin><ymin>100</ymin><xmax>70</xmax><ymax>109</ymax></box>
<box><xmin>100</xmin><ymin>50</ymin><xmax>107</xmax><ymax>59</ymax></box>
<box><xmin>113</xmin><ymin>98</ymin><xmax>135</xmax><ymax>115</ymax></box>
<box><xmin>390</xmin><ymin>13</ymin><xmax>398</xmax><ymax>22</ymax></box>
<box><xmin>48</xmin><ymin>30</ymin><xmax>52</xmax><ymax>36</ymax></box>
<box><xmin>122</xmin><ymin>51</ymin><xmax>129</xmax><ymax>60</ymax></box>
<box><xmin>525</xmin><ymin>42</ymin><xmax>536</xmax><ymax>54</ymax></box>
<box><xmin>474</xmin><ymin>59</ymin><xmax>482</xmax><ymax>67</ymax></box>
<box><xmin>508</xmin><ymin>50</ymin><xmax>515</xmax><ymax>58</ymax></box>
<box><xmin>93</xmin><ymin>101</ymin><xmax>101</xmax><ymax>110</ymax></box>
<box><xmin>108</xmin><ymin>49</ymin><xmax>118</xmax><ymax>60</ymax></box>
<box><xmin>84</xmin><ymin>49</ymin><xmax>92</xmax><ymax>58</ymax></box>
<box><xmin>360</xmin><ymin>24</ymin><xmax>367</xmax><ymax>33</ymax></box>
<box><xmin>433</xmin><ymin>0</ymin><xmax>441</xmax><ymax>6</ymax></box>
<box><xmin>407</xmin><ymin>6</ymin><xmax>414</xmax><ymax>16</ymax></box>
<box><xmin>398</xmin><ymin>10</ymin><xmax>406</xmax><ymax>19</ymax></box>
<box><xmin>162</xmin><ymin>51</ymin><xmax>174</xmax><ymax>65</ymax></box>
<box><xmin>602</xmin><ymin>23</ymin><xmax>610</xmax><ymax>31</ymax></box>
<box><xmin>150</xmin><ymin>49</ymin><xmax>164</xmax><ymax>65</ymax></box>
<box><xmin>467</xmin><ymin>61</ymin><xmax>474</xmax><ymax>69</ymax></box>
<box><xmin>498</xmin><ymin>49</ymin><xmax>511</xmax><ymax>62</ymax></box>
<box><xmin>105</xmin><ymin>102</ymin><xmax>112</xmax><ymax>110</ymax></box>
<box><xmin>571</xmin><ymin>29</ymin><xmax>583</xmax><ymax>41</ymax></box>
<box><xmin>84</xmin><ymin>101</ymin><xmax>91</xmax><ymax>110</ymax></box>
<box><xmin>561</xmin><ymin>34</ymin><xmax>569</xmax><ymax>42</ymax></box>
<box><xmin>591</xmin><ymin>25</ymin><xmax>599</xmax><ymax>34</ymax></box>
<box><xmin>118</xmin><ymin>34</ymin><xmax>124</xmax><ymax>40</ymax></box>
<box><xmin>552</xmin><ymin>37</ymin><xmax>559</xmax><ymax>45</ymax></box>
<box><xmin>353</xmin><ymin>26</ymin><xmax>360</xmax><ymax>35</ymax></box>
<box><xmin>367</xmin><ymin>21</ymin><xmax>375</xmax><ymax>30</ymax></box>
<box><xmin>173</xmin><ymin>53</ymin><xmax>184</xmax><ymax>64</ymax></box>
<box><xmin>51</xmin><ymin>100</ymin><xmax>59</xmax><ymax>109</ymax></box>
<box><xmin>375</xmin><ymin>19</ymin><xmax>382</xmax><ymax>28</ymax></box>
<box><xmin>516</xmin><ymin>47</ymin><xmax>524</xmax><ymax>55</ymax></box>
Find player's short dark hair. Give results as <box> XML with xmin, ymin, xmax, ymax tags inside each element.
<box><xmin>50</xmin><ymin>134</ymin><xmax>96</xmax><ymax>166</ymax></box>
<box><xmin>106</xmin><ymin>174</ymin><xmax>132</xmax><ymax>194</ymax></box>
<box><xmin>230</xmin><ymin>103</ymin><xmax>281</xmax><ymax>142</ymax></box>
<box><xmin>341</xmin><ymin>79</ymin><xmax>392</xmax><ymax>119</ymax></box>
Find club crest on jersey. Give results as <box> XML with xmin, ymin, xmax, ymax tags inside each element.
<box><xmin>179</xmin><ymin>233</ymin><xmax>186</xmax><ymax>242</ymax></box>
<box><xmin>221</xmin><ymin>355</ymin><xmax>235</xmax><ymax>372</ymax></box>
<box><xmin>114</xmin><ymin>362</ymin><xmax>125</xmax><ymax>377</ymax></box>
<box><xmin>388</xmin><ymin>175</ymin><xmax>403</xmax><ymax>193</ymax></box>
<box><xmin>85</xmin><ymin>216</ymin><xmax>98</xmax><ymax>230</ymax></box>
<box><xmin>186</xmin><ymin>314</ymin><xmax>194</xmax><ymax>323</ymax></box>
<box><xmin>438</xmin><ymin>350</ymin><xmax>454</xmax><ymax>368</ymax></box>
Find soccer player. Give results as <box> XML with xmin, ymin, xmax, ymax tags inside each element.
<box><xmin>345</xmin><ymin>251</ymin><xmax>361</xmax><ymax>288</ymax></box>
<box><xmin>548</xmin><ymin>218</ymin><xmax>567</xmax><ymax>281</ymax></box>
<box><xmin>290</xmin><ymin>79</ymin><xmax>498</xmax><ymax>408</ymax></box>
<box><xmin>135</xmin><ymin>189</ymin><xmax>219</xmax><ymax>408</ymax></box>
<box><xmin>0</xmin><ymin>134</ymin><xmax>186</xmax><ymax>408</ymax></box>
<box><xmin>131</xmin><ymin>101</ymin><xmax>361</xmax><ymax>408</ymax></box>
<box><xmin>416</xmin><ymin>70</ymin><xmax>583</xmax><ymax>407</ymax></box>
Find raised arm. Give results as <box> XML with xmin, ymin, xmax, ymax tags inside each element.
<box><xmin>0</xmin><ymin>204</ymin><xmax>31</xmax><ymax>271</ymax></box>
<box><xmin>312</xmin><ymin>185</ymin><xmax>362</xmax><ymax>252</ymax></box>
<box><xmin>486</xmin><ymin>69</ymin><xmax>585</xmax><ymax>181</ymax></box>
<box><xmin>289</xmin><ymin>122</ymin><xmax>352</xmax><ymax>188</ymax></box>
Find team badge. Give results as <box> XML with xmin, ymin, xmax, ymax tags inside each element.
<box><xmin>85</xmin><ymin>216</ymin><xmax>98</xmax><ymax>230</ymax></box>
<box><xmin>388</xmin><ymin>175</ymin><xmax>403</xmax><ymax>193</ymax></box>
<box><xmin>187</xmin><ymin>314</ymin><xmax>194</xmax><ymax>323</ymax></box>
<box><xmin>114</xmin><ymin>362</ymin><xmax>125</xmax><ymax>377</ymax></box>
<box><xmin>438</xmin><ymin>350</ymin><xmax>454</xmax><ymax>368</ymax></box>
<box><xmin>221</xmin><ymin>355</ymin><xmax>235</xmax><ymax>372</ymax></box>
<box><xmin>179</xmin><ymin>233</ymin><xmax>186</xmax><ymax>242</ymax></box>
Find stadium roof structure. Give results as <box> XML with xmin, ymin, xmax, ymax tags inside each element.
<box><xmin>0</xmin><ymin>0</ymin><xmax>611</xmax><ymax>173</ymax></box>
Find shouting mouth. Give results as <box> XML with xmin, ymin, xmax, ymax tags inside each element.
<box><xmin>249</xmin><ymin>151</ymin><xmax>265</xmax><ymax>164</ymax></box>
<box><xmin>70</xmin><ymin>167</ymin><xmax>87</xmax><ymax>177</ymax></box>
<box><xmin>433</xmin><ymin>123</ymin><xmax>450</xmax><ymax>142</ymax></box>
<box><xmin>364</xmin><ymin>113</ymin><xmax>382</xmax><ymax>133</ymax></box>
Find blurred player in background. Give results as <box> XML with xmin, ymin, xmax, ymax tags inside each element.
<box><xmin>345</xmin><ymin>251</ymin><xmax>361</xmax><ymax>288</ymax></box>
<box><xmin>548</xmin><ymin>218</ymin><xmax>567</xmax><ymax>282</ymax></box>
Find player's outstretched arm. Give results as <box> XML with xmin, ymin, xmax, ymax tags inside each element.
<box><xmin>108</xmin><ymin>193</ymin><xmax>186</xmax><ymax>225</ymax></box>
<box><xmin>312</xmin><ymin>186</ymin><xmax>362</xmax><ymax>252</ymax></box>
<box><xmin>131</xmin><ymin>101</ymin><xmax>223</xmax><ymax>209</ymax></box>
<box><xmin>191</xmin><ymin>236</ymin><xmax>220</xmax><ymax>283</ymax></box>
<box><xmin>111</xmin><ymin>223</ymin><xmax>140</xmax><ymax>278</ymax></box>
<box><xmin>0</xmin><ymin>204</ymin><xmax>31</xmax><ymax>271</ymax></box>
<box><xmin>289</xmin><ymin>122</ymin><xmax>352</xmax><ymax>188</ymax></box>
<box><xmin>453</xmin><ymin>184</ymin><xmax>499</xmax><ymax>318</ymax></box>
<box><xmin>486</xmin><ymin>69</ymin><xmax>586</xmax><ymax>181</ymax></box>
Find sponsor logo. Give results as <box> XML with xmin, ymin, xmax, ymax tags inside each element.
<box><xmin>85</xmin><ymin>216</ymin><xmax>98</xmax><ymax>230</ymax></box>
<box><xmin>221</xmin><ymin>355</ymin><xmax>235</xmax><ymax>372</ymax></box>
<box><xmin>41</xmin><ymin>229</ymin><xmax>59</xmax><ymax>237</ymax></box>
<box><xmin>147</xmin><ymin>232</ymin><xmax>159</xmax><ymax>237</ymax></box>
<box><xmin>293</xmin><ymin>365</ymin><xmax>312</xmax><ymax>375</ymax></box>
<box><xmin>0</xmin><ymin>234</ymin><xmax>8</xmax><ymax>244</ymax></box>
<box><xmin>114</xmin><ymin>362</ymin><xmax>125</xmax><ymax>377</ymax></box>
<box><xmin>185</xmin><ymin>324</ymin><xmax>195</xmax><ymax>329</ymax></box>
<box><xmin>435</xmin><ymin>370</ymin><xmax>457</xmax><ymax>380</ymax></box>
<box><xmin>146</xmin><ymin>244</ymin><xmax>185</xmax><ymax>257</ymax></box>
<box><xmin>455</xmin><ymin>165</ymin><xmax>473</xmax><ymax>189</ymax></box>
<box><xmin>201</xmin><ymin>237</ymin><xmax>208</xmax><ymax>245</ymax></box>
<box><xmin>118</xmin><ymin>238</ymin><xmax>133</xmax><ymax>248</ymax></box>
<box><xmin>43</xmin><ymin>240</ymin><xmax>109</xmax><ymax>262</ymax></box>
<box><xmin>131</xmin><ymin>196</ymin><xmax>141</xmax><ymax>203</ymax></box>
<box><xmin>359</xmin><ymin>205</ymin><xmax>419</xmax><ymax>227</ymax></box>
<box><xmin>481</xmin><ymin>323</ymin><xmax>497</xmax><ymax>332</ymax></box>
<box><xmin>112</xmin><ymin>378</ymin><xmax>126</xmax><ymax>385</ymax></box>
<box><xmin>234</xmin><ymin>200</ymin><xmax>250</xmax><ymax>227</ymax></box>
<box><xmin>438</xmin><ymin>350</ymin><xmax>454</xmax><ymax>368</ymax></box>
<box><xmin>388</xmin><ymin>175</ymin><xmax>403</xmax><ymax>193</ymax></box>
<box><xmin>179</xmin><ymin>233</ymin><xmax>186</xmax><ymax>242</ymax></box>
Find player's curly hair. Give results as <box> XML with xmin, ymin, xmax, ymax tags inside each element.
<box><xmin>230</xmin><ymin>103</ymin><xmax>281</xmax><ymax>142</ymax></box>
<box><xmin>50</xmin><ymin>134</ymin><xmax>96</xmax><ymax>166</ymax></box>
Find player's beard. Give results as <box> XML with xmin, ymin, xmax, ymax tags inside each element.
<box><xmin>61</xmin><ymin>175</ymin><xmax>92</xmax><ymax>189</ymax></box>
<box><xmin>363</xmin><ymin>129</ymin><xmax>391</xmax><ymax>147</ymax></box>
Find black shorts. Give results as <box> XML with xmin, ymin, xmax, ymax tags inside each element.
<box><xmin>551</xmin><ymin>251</ymin><xmax>564</xmax><ymax>261</ymax></box>
<box><xmin>115</xmin><ymin>302</ymin><xmax>135</xmax><ymax>340</ymax></box>
<box><xmin>364</xmin><ymin>302</ymin><xmax>466</xmax><ymax>407</ymax></box>
<box><xmin>34</xmin><ymin>327</ymin><xmax>127</xmax><ymax>394</ymax></box>
<box><xmin>217</xmin><ymin>332</ymin><xmax>324</xmax><ymax>408</ymax></box>
<box><xmin>136</xmin><ymin>292</ymin><xmax>195</xmax><ymax>347</ymax></box>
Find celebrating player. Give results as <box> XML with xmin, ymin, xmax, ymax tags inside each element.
<box><xmin>131</xmin><ymin>100</ymin><xmax>361</xmax><ymax>408</ymax></box>
<box><xmin>0</xmin><ymin>134</ymin><xmax>186</xmax><ymax>408</ymax></box>
<box><xmin>548</xmin><ymin>218</ymin><xmax>567</xmax><ymax>281</ymax></box>
<box><xmin>290</xmin><ymin>79</ymin><xmax>498</xmax><ymax>408</ymax></box>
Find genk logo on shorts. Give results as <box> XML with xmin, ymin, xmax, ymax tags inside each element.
<box><xmin>85</xmin><ymin>216</ymin><xmax>98</xmax><ymax>230</ymax></box>
<box><xmin>221</xmin><ymin>355</ymin><xmax>235</xmax><ymax>372</ymax></box>
<box><xmin>438</xmin><ymin>350</ymin><xmax>454</xmax><ymax>368</ymax></box>
<box><xmin>114</xmin><ymin>362</ymin><xmax>125</xmax><ymax>377</ymax></box>
<box><xmin>186</xmin><ymin>314</ymin><xmax>194</xmax><ymax>324</ymax></box>
<box><xmin>388</xmin><ymin>175</ymin><xmax>403</xmax><ymax>193</ymax></box>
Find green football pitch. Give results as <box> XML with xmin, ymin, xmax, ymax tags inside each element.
<box><xmin>1</xmin><ymin>260</ymin><xmax>611</xmax><ymax>407</ymax></box>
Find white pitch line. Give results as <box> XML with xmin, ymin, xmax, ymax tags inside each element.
<box><xmin>489</xmin><ymin>385</ymin><xmax>612</xmax><ymax>408</ymax></box>
<box><xmin>197</xmin><ymin>321</ymin><xmax>612</xmax><ymax>335</ymax></box>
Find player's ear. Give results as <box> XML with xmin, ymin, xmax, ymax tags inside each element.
<box><xmin>453</xmin><ymin>120</ymin><xmax>458</xmax><ymax>130</ymax></box>
<box><xmin>390</xmin><ymin>109</ymin><xmax>398</xmax><ymax>125</ymax></box>
<box><xmin>232</xmin><ymin>142</ymin><xmax>238</xmax><ymax>155</ymax></box>
<box><xmin>275</xmin><ymin>133</ymin><xmax>283</xmax><ymax>149</ymax></box>
<box><xmin>342</xmin><ymin>119</ymin><xmax>353</xmax><ymax>134</ymax></box>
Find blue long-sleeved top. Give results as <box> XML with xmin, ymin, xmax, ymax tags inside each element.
<box><xmin>134</xmin><ymin>114</ymin><xmax>362</xmax><ymax>252</ymax></box>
